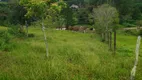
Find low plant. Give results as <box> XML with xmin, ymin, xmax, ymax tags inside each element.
<box><xmin>0</xmin><ymin>31</ymin><xmax>14</xmax><ymax>51</ymax></box>
<box><xmin>8</xmin><ymin>25</ymin><xmax>26</xmax><ymax>38</ymax></box>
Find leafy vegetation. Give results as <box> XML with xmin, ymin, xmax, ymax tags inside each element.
<box><xmin>0</xmin><ymin>27</ymin><xmax>142</xmax><ymax>80</ymax></box>
<box><xmin>0</xmin><ymin>0</ymin><xmax>142</xmax><ymax>80</ymax></box>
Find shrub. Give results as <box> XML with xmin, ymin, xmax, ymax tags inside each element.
<box><xmin>138</xmin><ymin>29</ymin><xmax>142</xmax><ymax>36</ymax></box>
<box><xmin>8</xmin><ymin>25</ymin><xmax>26</xmax><ymax>38</ymax></box>
<box><xmin>28</xmin><ymin>33</ymin><xmax>35</xmax><ymax>38</ymax></box>
<box><xmin>0</xmin><ymin>31</ymin><xmax>14</xmax><ymax>51</ymax></box>
<box><xmin>124</xmin><ymin>30</ymin><xmax>139</xmax><ymax>36</ymax></box>
<box><xmin>122</xmin><ymin>22</ymin><xmax>136</xmax><ymax>27</ymax></box>
<box><xmin>136</xmin><ymin>20</ymin><xmax>142</xmax><ymax>27</ymax></box>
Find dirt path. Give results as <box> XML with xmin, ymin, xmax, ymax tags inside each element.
<box><xmin>122</xmin><ymin>27</ymin><xmax>142</xmax><ymax>30</ymax></box>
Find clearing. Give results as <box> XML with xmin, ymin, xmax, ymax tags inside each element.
<box><xmin>0</xmin><ymin>27</ymin><xmax>142</xmax><ymax>80</ymax></box>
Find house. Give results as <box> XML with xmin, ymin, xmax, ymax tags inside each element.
<box><xmin>0</xmin><ymin>0</ymin><xmax>8</xmax><ymax>2</ymax></box>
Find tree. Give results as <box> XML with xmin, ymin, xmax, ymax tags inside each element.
<box><xmin>20</xmin><ymin>0</ymin><xmax>66</xmax><ymax>57</ymax></box>
<box><xmin>136</xmin><ymin>20</ymin><xmax>142</xmax><ymax>30</ymax></box>
<box><xmin>21</xmin><ymin>0</ymin><xmax>66</xmax><ymax>18</ymax></box>
<box><xmin>20</xmin><ymin>0</ymin><xmax>48</xmax><ymax>19</ymax></box>
<box><xmin>114</xmin><ymin>0</ymin><xmax>134</xmax><ymax>23</ymax></box>
<box><xmin>61</xmin><ymin>6</ymin><xmax>75</xmax><ymax>29</ymax></box>
<box><xmin>9</xmin><ymin>4</ymin><xmax>27</xmax><ymax>25</ymax></box>
<box><xmin>93</xmin><ymin>4</ymin><xmax>119</xmax><ymax>53</ymax></box>
<box><xmin>20</xmin><ymin>0</ymin><xmax>49</xmax><ymax>57</ymax></box>
<box><xmin>0</xmin><ymin>2</ymin><xmax>10</xmax><ymax>25</ymax></box>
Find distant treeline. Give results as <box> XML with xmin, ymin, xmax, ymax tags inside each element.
<box><xmin>0</xmin><ymin>0</ymin><xmax>142</xmax><ymax>27</ymax></box>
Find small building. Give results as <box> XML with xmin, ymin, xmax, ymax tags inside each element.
<box><xmin>70</xmin><ymin>4</ymin><xmax>79</xmax><ymax>9</ymax></box>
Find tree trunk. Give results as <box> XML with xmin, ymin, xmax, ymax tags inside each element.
<box><xmin>102</xmin><ymin>33</ymin><xmax>105</xmax><ymax>42</ymax></box>
<box><xmin>107</xmin><ymin>31</ymin><xmax>109</xmax><ymax>44</ymax></box>
<box><xmin>105</xmin><ymin>32</ymin><xmax>107</xmax><ymax>42</ymax></box>
<box><xmin>108</xmin><ymin>31</ymin><xmax>110</xmax><ymax>46</ymax></box>
<box><xmin>114</xmin><ymin>29</ymin><xmax>116</xmax><ymax>54</ymax></box>
<box><xmin>19</xmin><ymin>25</ymin><xmax>24</xmax><ymax>33</ymax></box>
<box><xmin>26</xmin><ymin>27</ymin><xmax>28</xmax><ymax>37</ymax></box>
<box><xmin>109</xmin><ymin>32</ymin><xmax>112</xmax><ymax>50</ymax></box>
<box><xmin>104</xmin><ymin>31</ymin><xmax>109</xmax><ymax>44</ymax></box>
<box><xmin>25</xmin><ymin>21</ymin><xmax>28</xmax><ymax>37</ymax></box>
<box><xmin>66</xmin><ymin>25</ymin><xmax>70</xmax><ymax>30</ymax></box>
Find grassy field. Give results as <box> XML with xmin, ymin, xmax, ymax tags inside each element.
<box><xmin>0</xmin><ymin>26</ymin><xmax>142</xmax><ymax>80</ymax></box>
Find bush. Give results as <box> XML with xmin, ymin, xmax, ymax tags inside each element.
<box><xmin>116</xmin><ymin>24</ymin><xmax>125</xmax><ymax>28</ymax></box>
<box><xmin>122</xmin><ymin>22</ymin><xmax>136</xmax><ymax>27</ymax></box>
<box><xmin>8</xmin><ymin>25</ymin><xmax>26</xmax><ymax>38</ymax></box>
<box><xmin>124</xmin><ymin>30</ymin><xmax>139</xmax><ymax>36</ymax></box>
<box><xmin>28</xmin><ymin>33</ymin><xmax>35</xmax><ymax>38</ymax></box>
<box><xmin>0</xmin><ymin>31</ymin><xmax>14</xmax><ymax>51</ymax></box>
<box><xmin>136</xmin><ymin>20</ymin><xmax>142</xmax><ymax>26</ymax></box>
<box><xmin>138</xmin><ymin>29</ymin><xmax>142</xmax><ymax>36</ymax></box>
<box><xmin>0</xmin><ymin>25</ymin><xmax>26</xmax><ymax>51</ymax></box>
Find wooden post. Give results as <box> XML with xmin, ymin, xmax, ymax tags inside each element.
<box><xmin>104</xmin><ymin>32</ymin><xmax>106</xmax><ymax>42</ymax></box>
<box><xmin>25</xmin><ymin>21</ymin><xmax>28</xmax><ymax>37</ymax></box>
<box><xmin>101</xmin><ymin>33</ymin><xmax>105</xmax><ymax>42</ymax></box>
<box><xmin>108</xmin><ymin>31</ymin><xmax>110</xmax><ymax>46</ymax></box>
<box><xmin>107</xmin><ymin>31</ymin><xmax>109</xmax><ymax>44</ymax></box>
<box><xmin>114</xmin><ymin>29</ymin><xmax>116</xmax><ymax>54</ymax></box>
<box><xmin>109</xmin><ymin>32</ymin><xmax>112</xmax><ymax>50</ymax></box>
<box><xmin>105</xmin><ymin>32</ymin><xmax>108</xmax><ymax>42</ymax></box>
<box><xmin>130</xmin><ymin>36</ymin><xmax>141</xmax><ymax>80</ymax></box>
<box><xmin>42</xmin><ymin>22</ymin><xmax>48</xmax><ymax>57</ymax></box>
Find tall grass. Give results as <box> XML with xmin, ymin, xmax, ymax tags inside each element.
<box><xmin>0</xmin><ymin>27</ymin><xmax>142</xmax><ymax>80</ymax></box>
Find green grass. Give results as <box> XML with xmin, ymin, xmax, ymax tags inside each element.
<box><xmin>0</xmin><ymin>26</ymin><xmax>7</xmax><ymax>32</ymax></box>
<box><xmin>0</xmin><ymin>27</ymin><xmax>142</xmax><ymax>80</ymax></box>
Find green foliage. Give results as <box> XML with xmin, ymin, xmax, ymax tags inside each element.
<box><xmin>19</xmin><ymin>0</ymin><xmax>67</xmax><ymax>29</ymax></box>
<box><xmin>77</xmin><ymin>8</ymin><xmax>89</xmax><ymax>24</ymax></box>
<box><xmin>88</xmin><ymin>13</ymin><xmax>94</xmax><ymax>25</ymax></box>
<box><xmin>20</xmin><ymin>0</ymin><xmax>48</xmax><ymax>19</ymax></box>
<box><xmin>61</xmin><ymin>6</ymin><xmax>76</xmax><ymax>27</ymax></box>
<box><xmin>0</xmin><ymin>1</ymin><xmax>27</xmax><ymax>25</ymax></box>
<box><xmin>0</xmin><ymin>2</ymin><xmax>10</xmax><ymax>25</ymax></box>
<box><xmin>123</xmin><ymin>30</ymin><xmax>139</xmax><ymax>36</ymax></box>
<box><xmin>20</xmin><ymin>0</ymin><xmax>66</xmax><ymax>19</ymax></box>
<box><xmin>8</xmin><ymin>25</ymin><xmax>26</xmax><ymax>37</ymax></box>
<box><xmin>132</xmin><ymin>7</ymin><xmax>142</xmax><ymax>20</ymax></box>
<box><xmin>138</xmin><ymin>29</ymin><xmax>142</xmax><ymax>36</ymax></box>
<box><xmin>9</xmin><ymin>4</ymin><xmax>27</xmax><ymax>25</ymax></box>
<box><xmin>120</xmin><ymin>29</ymin><xmax>142</xmax><ymax>36</ymax></box>
<box><xmin>0</xmin><ymin>31</ymin><xmax>14</xmax><ymax>51</ymax></box>
<box><xmin>136</xmin><ymin>20</ymin><xmax>142</xmax><ymax>26</ymax></box>
<box><xmin>0</xmin><ymin>27</ymin><xmax>142</xmax><ymax>80</ymax></box>
<box><xmin>122</xmin><ymin>22</ymin><xmax>136</xmax><ymax>27</ymax></box>
<box><xmin>0</xmin><ymin>26</ymin><xmax>26</xmax><ymax>51</ymax></box>
<box><xmin>1</xmin><ymin>0</ymin><xmax>142</xmax><ymax>26</ymax></box>
<box><xmin>93</xmin><ymin>4</ymin><xmax>119</xmax><ymax>33</ymax></box>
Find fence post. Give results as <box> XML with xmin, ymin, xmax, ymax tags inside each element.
<box><xmin>130</xmin><ymin>36</ymin><xmax>141</xmax><ymax>80</ymax></box>
<box><xmin>25</xmin><ymin>21</ymin><xmax>28</xmax><ymax>37</ymax></box>
<box><xmin>109</xmin><ymin>31</ymin><xmax>112</xmax><ymax>50</ymax></box>
<box><xmin>42</xmin><ymin>22</ymin><xmax>48</xmax><ymax>57</ymax></box>
<box><xmin>114</xmin><ymin>29</ymin><xmax>116</xmax><ymax>54</ymax></box>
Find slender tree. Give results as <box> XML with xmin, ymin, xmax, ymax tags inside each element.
<box><xmin>20</xmin><ymin>0</ymin><xmax>66</xmax><ymax>57</ymax></box>
<box><xmin>93</xmin><ymin>4</ymin><xmax>119</xmax><ymax>53</ymax></box>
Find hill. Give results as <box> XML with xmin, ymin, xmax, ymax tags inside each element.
<box><xmin>0</xmin><ymin>27</ymin><xmax>142</xmax><ymax>80</ymax></box>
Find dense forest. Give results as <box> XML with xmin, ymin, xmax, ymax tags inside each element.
<box><xmin>0</xmin><ymin>0</ymin><xmax>142</xmax><ymax>26</ymax></box>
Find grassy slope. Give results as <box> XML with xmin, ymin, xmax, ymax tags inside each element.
<box><xmin>0</xmin><ymin>27</ymin><xmax>142</xmax><ymax>80</ymax></box>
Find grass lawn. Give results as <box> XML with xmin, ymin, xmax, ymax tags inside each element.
<box><xmin>0</xmin><ymin>27</ymin><xmax>142</xmax><ymax>80</ymax></box>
